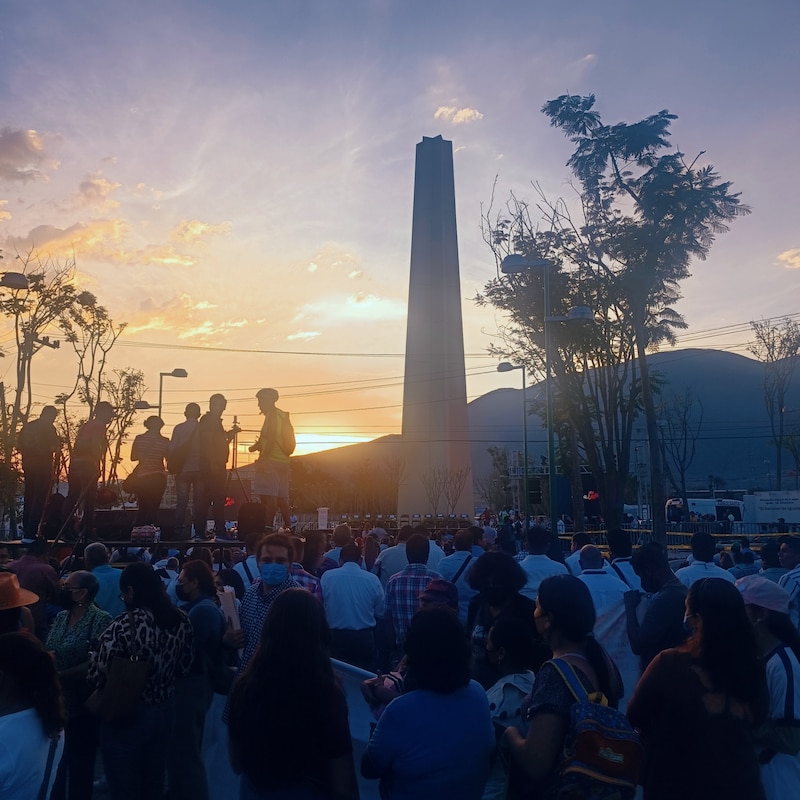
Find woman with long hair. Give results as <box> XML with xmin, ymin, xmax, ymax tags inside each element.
<box><xmin>627</xmin><ymin>577</ymin><xmax>768</xmax><ymax>800</ymax></box>
<box><xmin>503</xmin><ymin>574</ymin><xmax>622</xmax><ymax>797</ymax></box>
<box><xmin>0</xmin><ymin>632</ymin><xmax>65</xmax><ymax>799</ymax></box>
<box><xmin>737</xmin><ymin>575</ymin><xmax>800</xmax><ymax>798</ymax></box>
<box><xmin>362</xmin><ymin>607</ymin><xmax>495</xmax><ymax>799</ymax></box>
<box><xmin>88</xmin><ymin>561</ymin><xmax>193</xmax><ymax>800</ymax></box>
<box><xmin>466</xmin><ymin>551</ymin><xmax>547</xmax><ymax>687</ymax></box>
<box><xmin>45</xmin><ymin>570</ymin><xmax>112</xmax><ymax>800</ymax></box>
<box><xmin>227</xmin><ymin>588</ymin><xmax>358</xmax><ymax>799</ymax></box>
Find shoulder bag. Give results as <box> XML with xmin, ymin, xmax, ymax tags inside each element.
<box><xmin>86</xmin><ymin>610</ymin><xmax>150</xmax><ymax>723</ymax></box>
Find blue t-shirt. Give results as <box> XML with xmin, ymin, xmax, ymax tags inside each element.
<box><xmin>364</xmin><ymin>680</ymin><xmax>494</xmax><ymax>799</ymax></box>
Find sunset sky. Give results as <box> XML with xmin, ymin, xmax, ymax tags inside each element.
<box><xmin>1</xmin><ymin>0</ymin><xmax>798</xmax><ymax>462</ymax></box>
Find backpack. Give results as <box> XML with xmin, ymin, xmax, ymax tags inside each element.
<box><xmin>276</xmin><ymin>409</ymin><xmax>296</xmax><ymax>456</ymax></box>
<box><xmin>549</xmin><ymin>658</ymin><xmax>642</xmax><ymax>799</ymax></box>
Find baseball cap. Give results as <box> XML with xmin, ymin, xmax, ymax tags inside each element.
<box><xmin>736</xmin><ymin>574</ymin><xmax>790</xmax><ymax>615</ymax></box>
<box><xmin>418</xmin><ymin>578</ymin><xmax>459</xmax><ymax>611</ymax></box>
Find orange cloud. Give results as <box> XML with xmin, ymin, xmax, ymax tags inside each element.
<box><xmin>77</xmin><ymin>172</ymin><xmax>121</xmax><ymax>211</ymax></box>
<box><xmin>3</xmin><ymin>219</ymin><xmax>197</xmax><ymax>266</ymax></box>
<box><xmin>171</xmin><ymin>218</ymin><xmax>232</xmax><ymax>244</ymax></box>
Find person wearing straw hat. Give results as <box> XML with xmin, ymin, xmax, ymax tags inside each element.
<box><xmin>0</xmin><ymin>572</ymin><xmax>38</xmax><ymax>635</ymax></box>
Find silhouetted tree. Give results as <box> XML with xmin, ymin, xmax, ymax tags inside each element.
<box><xmin>659</xmin><ymin>388</ymin><xmax>704</xmax><ymax>519</ymax></box>
<box><xmin>748</xmin><ymin>317</ymin><xmax>800</xmax><ymax>491</ymax></box>
<box><xmin>480</xmin><ymin>95</ymin><xmax>748</xmax><ymax>542</ymax></box>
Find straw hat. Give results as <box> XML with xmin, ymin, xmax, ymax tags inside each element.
<box><xmin>0</xmin><ymin>573</ymin><xmax>39</xmax><ymax>610</ymax></box>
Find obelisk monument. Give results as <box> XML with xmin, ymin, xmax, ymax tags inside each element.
<box><xmin>398</xmin><ymin>135</ymin><xmax>473</xmax><ymax>517</ymax></box>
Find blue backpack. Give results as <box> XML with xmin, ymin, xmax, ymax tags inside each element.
<box><xmin>549</xmin><ymin>658</ymin><xmax>642</xmax><ymax>799</ymax></box>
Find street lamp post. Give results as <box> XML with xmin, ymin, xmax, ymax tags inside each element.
<box><xmin>158</xmin><ymin>369</ymin><xmax>188</xmax><ymax>418</ymax></box>
<box><xmin>501</xmin><ymin>254</ymin><xmax>593</xmax><ymax>528</ymax></box>
<box><xmin>497</xmin><ymin>362</ymin><xmax>528</xmax><ymax>525</ymax></box>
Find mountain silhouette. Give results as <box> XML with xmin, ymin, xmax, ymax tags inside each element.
<box><xmin>296</xmin><ymin>348</ymin><xmax>800</xmax><ymax>494</ymax></box>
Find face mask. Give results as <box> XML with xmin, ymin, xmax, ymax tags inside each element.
<box><xmin>175</xmin><ymin>584</ymin><xmax>190</xmax><ymax>602</ymax></box>
<box><xmin>59</xmin><ymin>588</ymin><xmax>77</xmax><ymax>610</ymax></box>
<box><xmin>260</xmin><ymin>563</ymin><xmax>289</xmax><ymax>585</ymax></box>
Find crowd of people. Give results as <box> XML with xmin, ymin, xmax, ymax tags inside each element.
<box><xmin>1</xmin><ymin>519</ymin><xmax>800</xmax><ymax>799</ymax></box>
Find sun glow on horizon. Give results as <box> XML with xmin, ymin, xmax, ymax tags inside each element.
<box><xmin>235</xmin><ymin>432</ymin><xmax>376</xmax><ymax>462</ymax></box>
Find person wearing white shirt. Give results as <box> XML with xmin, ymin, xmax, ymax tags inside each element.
<box><xmin>778</xmin><ymin>537</ymin><xmax>800</xmax><ymax>629</ymax></box>
<box><xmin>518</xmin><ymin>526</ymin><xmax>568</xmax><ymax>602</ymax></box>
<box><xmin>564</xmin><ymin>532</ymin><xmax>591</xmax><ymax>576</ymax></box>
<box><xmin>437</xmin><ymin>530</ymin><xmax>479</xmax><ymax>624</ymax></box>
<box><xmin>606</xmin><ymin>528</ymin><xmax>643</xmax><ymax>591</ymax></box>
<box><xmin>675</xmin><ymin>533</ymin><xmax>736</xmax><ymax>588</ymax></box>
<box><xmin>321</xmin><ymin>544</ymin><xmax>385</xmax><ymax>671</ymax></box>
<box><xmin>372</xmin><ymin>525</ymin><xmax>443</xmax><ymax>588</ymax></box>
<box><xmin>233</xmin><ymin>532</ymin><xmax>261</xmax><ymax>586</ymax></box>
<box><xmin>323</xmin><ymin>522</ymin><xmax>355</xmax><ymax>567</ymax></box>
<box><xmin>578</xmin><ymin>545</ymin><xmax>640</xmax><ymax>711</ymax></box>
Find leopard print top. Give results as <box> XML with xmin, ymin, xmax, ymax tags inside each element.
<box><xmin>88</xmin><ymin>607</ymin><xmax>194</xmax><ymax>705</ymax></box>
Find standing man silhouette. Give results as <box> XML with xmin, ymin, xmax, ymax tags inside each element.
<box><xmin>170</xmin><ymin>402</ymin><xmax>202</xmax><ymax>540</ymax></box>
<box><xmin>196</xmin><ymin>394</ymin><xmax>233</xmax><ymax>539</ymax></box>
<box><xmin>63</xmin><ymin>401</ymin><xmax>114</xmax><ymax>538</ymax></box>
<box><xmin>249</xmin><ymin>388</ymin><xmax>294</xmax><ymax>530</ymax></box>
<box><xmin>17</xmin><ymin>406</ymin><xmax>60</xmax><ymax>537</ymax></box>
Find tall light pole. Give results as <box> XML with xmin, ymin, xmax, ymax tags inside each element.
<box><xmin>500</xmin><ymin>254</ymin><xmax>593</xmax><ymax>528</ymax></box>
<box><xmin>158</xmin><ymin>369</ymin><xmax>188</xmax><ymax>418</ymax></box>
<box><xmin>498</xmin><ymin>362</ymin><xmax>528</xmax><ymax>524</ymax></box>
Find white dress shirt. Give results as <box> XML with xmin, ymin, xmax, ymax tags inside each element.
<box><xmin>321</xmin><ymin>561</ymin><xmax>385</xmax><ymax>630</ymax></box>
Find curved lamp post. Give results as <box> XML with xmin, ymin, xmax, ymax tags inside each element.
<box><xmin>158</xmin><ymin>369</ymin><xmax>188</xmax><ymax>418</ymax></box>
<box><xmin>501</xmin><ymin>254</ymin><xmax>594</xmax><ymax>527</ymax></box>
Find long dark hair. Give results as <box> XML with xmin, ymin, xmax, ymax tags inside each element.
<box><xmin>538</xmin><ymin>574</ymin><xmax>619</xmax><ymax>705</ymax></box>
<box><xmin>227</xmin><ymin>589</ymin><xmax>338</xmax><ymax>791</ymax></box>
<box><xmin>0</xmin><ymin>632</ymin><xmax>65</xmax><ymax>738</ymax></box>
<box><xmin>467</xmin><ymin>551</ymin><xmax>527</xmax><ymax>593</ymax></box>
<box><xmin>404</xmin><ymin>607</ymin><xmax>471</xmax><ymax>694</ymax></box>
<box><xmin>120</xmin><ymin>562</ymin><xmax>183</xmax><ymax>629</ymax></box>
<box><xmin>686</xmin><ymin>578</ymin><xmax>766</xmax><ymax>719</ymax></box>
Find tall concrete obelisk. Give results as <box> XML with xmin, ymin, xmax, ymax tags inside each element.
<box><xmin>398</xmin><ymin>135</ymin><xmax>473</xmax><ymax>517</ymax></box>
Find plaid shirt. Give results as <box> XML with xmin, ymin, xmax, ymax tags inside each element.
<box><xmin>291</xmin><ymin>562</ymin><xmax>323</xmax><ymax>602</ymax></box>
<box><xmin>238</xmin><ymin>574</ymin><xmax>299</xmax><ymax>672</ymax></box>
<box><xmin>385</xmin><ymin>564</ymin><xmax>441</xmax><ymax>647</ymax></box>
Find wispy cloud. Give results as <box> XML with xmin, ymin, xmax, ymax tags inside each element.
<box><xmin>287</xmin><ymin>330</ymin><xmax>321</xmax><ymax>341</ymax></box>
<box><xmin>777</xmin><ymin>248</ymin><xmax>800</xmax><ymax>269</ymax></box>
<box><xmin>434</xmin><ymin>106</ymin><xmax>484</xmax><ymax>124</ymax></box>
<box><xmin>0</xmin><ymin>200</ymin><xmax>10</xmax><ymax>221</ymax></box>
<box><xmin>171</xmin><ymin>218</ymin><xmax>232</xmax><ymax>244</ymax></box>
